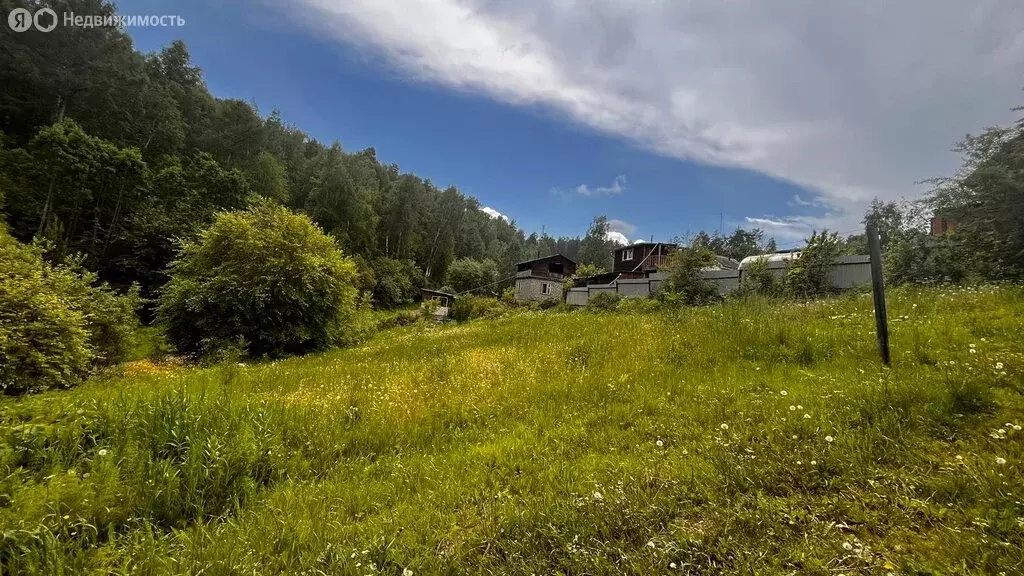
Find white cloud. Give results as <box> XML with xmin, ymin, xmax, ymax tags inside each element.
<box><xmin>607</xmin><ymin>218</ymin><xmax>635</xmax><ymax>235</ymax></box>
<box><xmin>574</xmin><ymin>175</ymin><xmax>627</xmax><ymax>196</ymax></box>
<box><xmin>480</xmin><ymin>206</ymin><xmax>509</xmax><ymax>222</ymax></box>
<box><xmin>605</xmin><ymin>231</ymin><xmax>630</xmax><ymax>245</ymax></box>
<box><xmin>285</xmin><ymin>0</ymin><xmax>1024</xmax><ymax>231</ymax></box>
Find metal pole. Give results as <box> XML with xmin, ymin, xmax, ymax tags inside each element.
<box><xmin>867</xmin><ymin>223</ymin><xmax>890</xmax><ymax>365</ymax></box>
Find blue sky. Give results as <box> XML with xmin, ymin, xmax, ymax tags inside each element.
<box><xmin>117</xmin><ymin>0</ymin><xmax>1023</xmax><ymax>247</ymax></box>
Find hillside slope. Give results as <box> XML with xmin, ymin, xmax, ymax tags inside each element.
<box><xmin>2</xmin><ymin>287</ymin><xmax>1023</xmax><ymax>574</ymax></box>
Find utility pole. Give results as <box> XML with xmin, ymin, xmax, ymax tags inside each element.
<box><xmin>867</xmin><ymin>223</ymin><xmax>890</xmax><ymax>365</ymax></box>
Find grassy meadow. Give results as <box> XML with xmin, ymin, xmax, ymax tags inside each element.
<box><xmin>1</xmin><ymin>286</ymin><xmax>1023</xmax><ymax>575</ymax></box>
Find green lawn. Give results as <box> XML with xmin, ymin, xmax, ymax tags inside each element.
<box><xmin>2</xmin><ymin>286</ymin><xmax>1023</xmax><ymax>575</ymax></box>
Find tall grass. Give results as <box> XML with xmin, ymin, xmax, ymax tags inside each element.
<box><xmin>2</xmin><ymin>285</ymin><xmax>1022</xmax><ymax>574</ymax></box>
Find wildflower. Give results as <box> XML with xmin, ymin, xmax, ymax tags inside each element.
<box><xmin>1015</xmin><ymin>425</ymin><xmax>1022</xmax><ymax>431</ymax></box>
<box><xmin>780</xmin><ymin>390</ymin><xmax>788</xmax><ymax>396</ymax></box>
<box><xmin>403</xmin><ymin>569</ymin><xmax>414</xmax><ymax>576</ymax></box>
<box><xmin>955</xmin><ymin>455</ymin><xmax>963</xmax><ymax>461</ymax></box>
<box><xmin>969</xmin><ymin>343</ymin><xmax>976</xmax><ymax>348</ymax></box>
<box><xmin>720</xmin><ymin>423</ymin><xmax>729</xmax><ymax>431</ymax></box>
<box><xmin>797</xmin><ymin>405</ymin><xmax>804</xmax><ymax>410</ymax></box>
<box><xmin>842</xmin><ymin>542</ymin><xmax>853</xmax><ymax>551</ymax></box>
<box><xmin>810</xmin><ymin>460</ymin><xmax>817</xmax><ymax>465</ymax></box>
<box><xmin>98</xmin><ymin>449</ymin><xmax>108</xmax><ymax>457</ymax></box>
<box><xmin>804</xmin><ymin>413</ymin><xmax>812</xmax><ymax>419</ymax></box>
<box><xmin>825</xmin><ymin>436</ymin><xmax>834</xmax><ymax>443</ymax></box>
<box><xmin>670</xmin><ymin>562</ymin><xmax>677</xmax><ymax>569</ymax></box>
<box><xmin>656</xmin><ymin>439</ymin><xmax>664</xmax><ymax>447</ymax></box>
<box><xmin>998</xmin><ymin>429</ymin><xmax>1007</xmax><ymax>435</ymax></box>
<box><xmin>792</xmin><ymin>435</ymin><xmax>798</xmax><ymax>440</ymax></box>
<box><xmin>996</xmin><ymin>457</ymin><xmax>1007</xmax><ymax>465</ymax></box>
<box><xmin>789</xmin><ymin>405</ymin><xmax>796</xmax><ymax>411</ymax></box>
<box><xmin>796</xmin><ymin>460</ymin><xmax>802</xmax><ymax>465</ymax></box>
<box><xmin>970</xmin><ymin>349</ymin><xmax>977</xmax><ymax>354</ymax></box>
<box><xmin>647</xmin><ymin>540</ymin><xmax>656</xmax><ymax>549</ymax></box>
<box><xmin>593</xmin><ymin>491</ymin><xmax>603</xmax><ymax>501</ymax></box>
<box><xmin>996</xmin><ymin>362</ymin><xmax>1004</xmax><ymax>370</ymax></box>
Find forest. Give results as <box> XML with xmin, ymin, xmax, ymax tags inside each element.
<box><xmin>0</xmin><ymin>0</ymin><xmax>634</xmax><ymax>312</ymax></box>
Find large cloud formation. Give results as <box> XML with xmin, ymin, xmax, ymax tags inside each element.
<box><xmin>286</xmin><ymin>0</ymin><xmax>1024</xmax><ymax>239</ymax></box>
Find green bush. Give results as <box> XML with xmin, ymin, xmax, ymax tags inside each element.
<box><xmin>158</xmin><ymin>201</ymin><xmax>363</xmax><ymax>358</ymax></box>
<box><xmin>617</xmin><ymin>297</ymin><xmax>662</xmax><ymax>313</ymax></box>
<box><xmin>787</xmin><ymin>231</ymin><xmax>842</xmax><ymax>297</ymax></box>
<box><xmin>0</xmin><ymin>233</ymin><xmax>139</xmax><ymax>394</ymax></box>
<box><xmin>735</xmin><ymin>257</ymin><xmax>782</xmax><ymax>297</ymax></box>
<box><xmin>450</xmin><ymin>296</ymin><xmax>506</xmax><ymax>323</ymax></box>
<box><xmin>587</xmin><ymin>291</ymin><xmax>621</xmax><ymax>311</ymax></box>
<box><xmin>662</xmin><ymin>246</ymin><xmax>718</xmax><ymax>306</ymax></box>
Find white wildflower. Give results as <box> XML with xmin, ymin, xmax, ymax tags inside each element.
<box><xmin>955</xmin><ymin>455</ymin><xmax>963</xmax><ymax>461</ymax></box>
<box><xmin>789</xmin><ymin>405</ymin><xmax>796</xmax><ymax>411</ymax></box>
<box><xmin>403</xmin><ymin>570</ymin><xmax>414</xmax><ymax>576</ymax></box>
<box><xmin>825</xmin><ymin>436</ymin><xmax>834</xmax><ymax>443</ymax></box>
<box><xmin>780</xmin><ymin>390</ymin><xmax>788</xmax><ymax>396</ymax></box>
<box><xmin>98</xmin><ymin>449</ymin><xmax>108</xmax><ymax>457</ymax></box>
<box><xmin>804</xmin><ymin>413</ymin><xmax>812</xmax><ymax>419</ymax></box>
<box><xmin>970</xmin><ymin>348</ymin><xmax>977</xmax><ymax>354</ymax></box>
<box><xmin>656</xmin><ymin>439</ymin><xmax>664</xmax><ymax>448</ymax></box>
<box><xmin>810</xmin><ymin>460</ymin><xmax>817</xmax><ymax>465</ymax></box>
<box><xmin>593</xmin><ymin>491</ymin><xmax>603</xmax><ymax>501</ymax></box>
<box><xmin>995</xmin><ymin>362</ymin><xmax>1004</xmax><ymax>370</ymax></box>
<box><xmin>720</xmin><ymin>423</ymin><xmax>729</xmax><ymax>431</ymax></box>
<box><xmin>797</xmin><ymin>405</ymin><xmax>804</xmax><ymax>410</ymax></box>
<box><xmin>842</xmin><ymin>542</ymin><xmax>853</xmax><ymax>551</ymax></box>
<box><xmin>996</xmin><ymin>457</ymin><xmax>1007</xmax><ymax>465</ymax></box>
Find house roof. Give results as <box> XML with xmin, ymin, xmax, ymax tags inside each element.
<box><xmin>515</xmin><ymin>253</ymin><xmax>577</xmax><ymax>267</ymax></box>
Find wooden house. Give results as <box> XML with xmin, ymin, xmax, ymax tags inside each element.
<box><xmin>514</xmin><ymin>254</ymin><xmax>576</xmax><ymax>302</ymax></box>
<box><xmin>613</xmin><ymin>242</ymin><xmax>678</xmax><ymax>278</ymax></box>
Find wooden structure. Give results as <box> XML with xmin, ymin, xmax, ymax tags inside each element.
<box><xmin>613</xmin><ymin>242</ymin><xmax>678</xmax><ymax>277</ymax></box>
<box><xmin>514</xmin><ymin>254</ymin><xmax>577</xmax><ymax>303</ymax></box>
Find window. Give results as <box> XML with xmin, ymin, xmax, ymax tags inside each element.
<box><xmin>541</xmin><ymin>283</ymin><xmax>550</xmax><ymax>295</ymax></box>
<box><xmin>622</xmin><ymin>248</ymin><xmax>634</xmax><ymax>261</ymax></box>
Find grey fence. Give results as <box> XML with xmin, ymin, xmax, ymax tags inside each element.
<box><xmin>566</xmin><ymin>255</ymin><xmax>871</xmax><ymax>306</ymax></box>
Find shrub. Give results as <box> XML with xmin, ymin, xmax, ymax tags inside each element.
<box><xmin>158</xmin><ymin>201</ymin><xmax>362</xmax><ymax>358</ymax></box>
<box><xmin>617</xmin><ymin>297</ymin><xmax>662</xmax><ymax>313</ymax></box>
<box><xmin>587</xmin><ymin>292</ymin><xmax>621</xmax><ymax>311</ymax></box>
<box><xmin>787</xmin><ymin>230</ymin><xmax>842</xmax><ymax>297</ymax></box>
<box><xmin>450</xmin><ymin>296</ymin><xmax>506</xmax><ymax>322</ymax></box>
<box><xmin>735</xmin><ymin>257</ymin><xmax>782</xmax><ymax>297</ymax></box>
<box><xmin>370</xmin><ymin>258</ymin><xmax>424</xmax><ymax>308</ymax></box>
<box><xmin>450</xmin><ymin>297</ymin><xmax>474</xmax><ymax>322</ymax></box>
<box><xmin>0</xmin><ymin>233</ymin><xmax>139</xmax><ymax>394</ymax></box>
<box><xmin>662</xmin><ymin>246</ymin><xmax>718</xmax><ymax>305</ymax></box>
